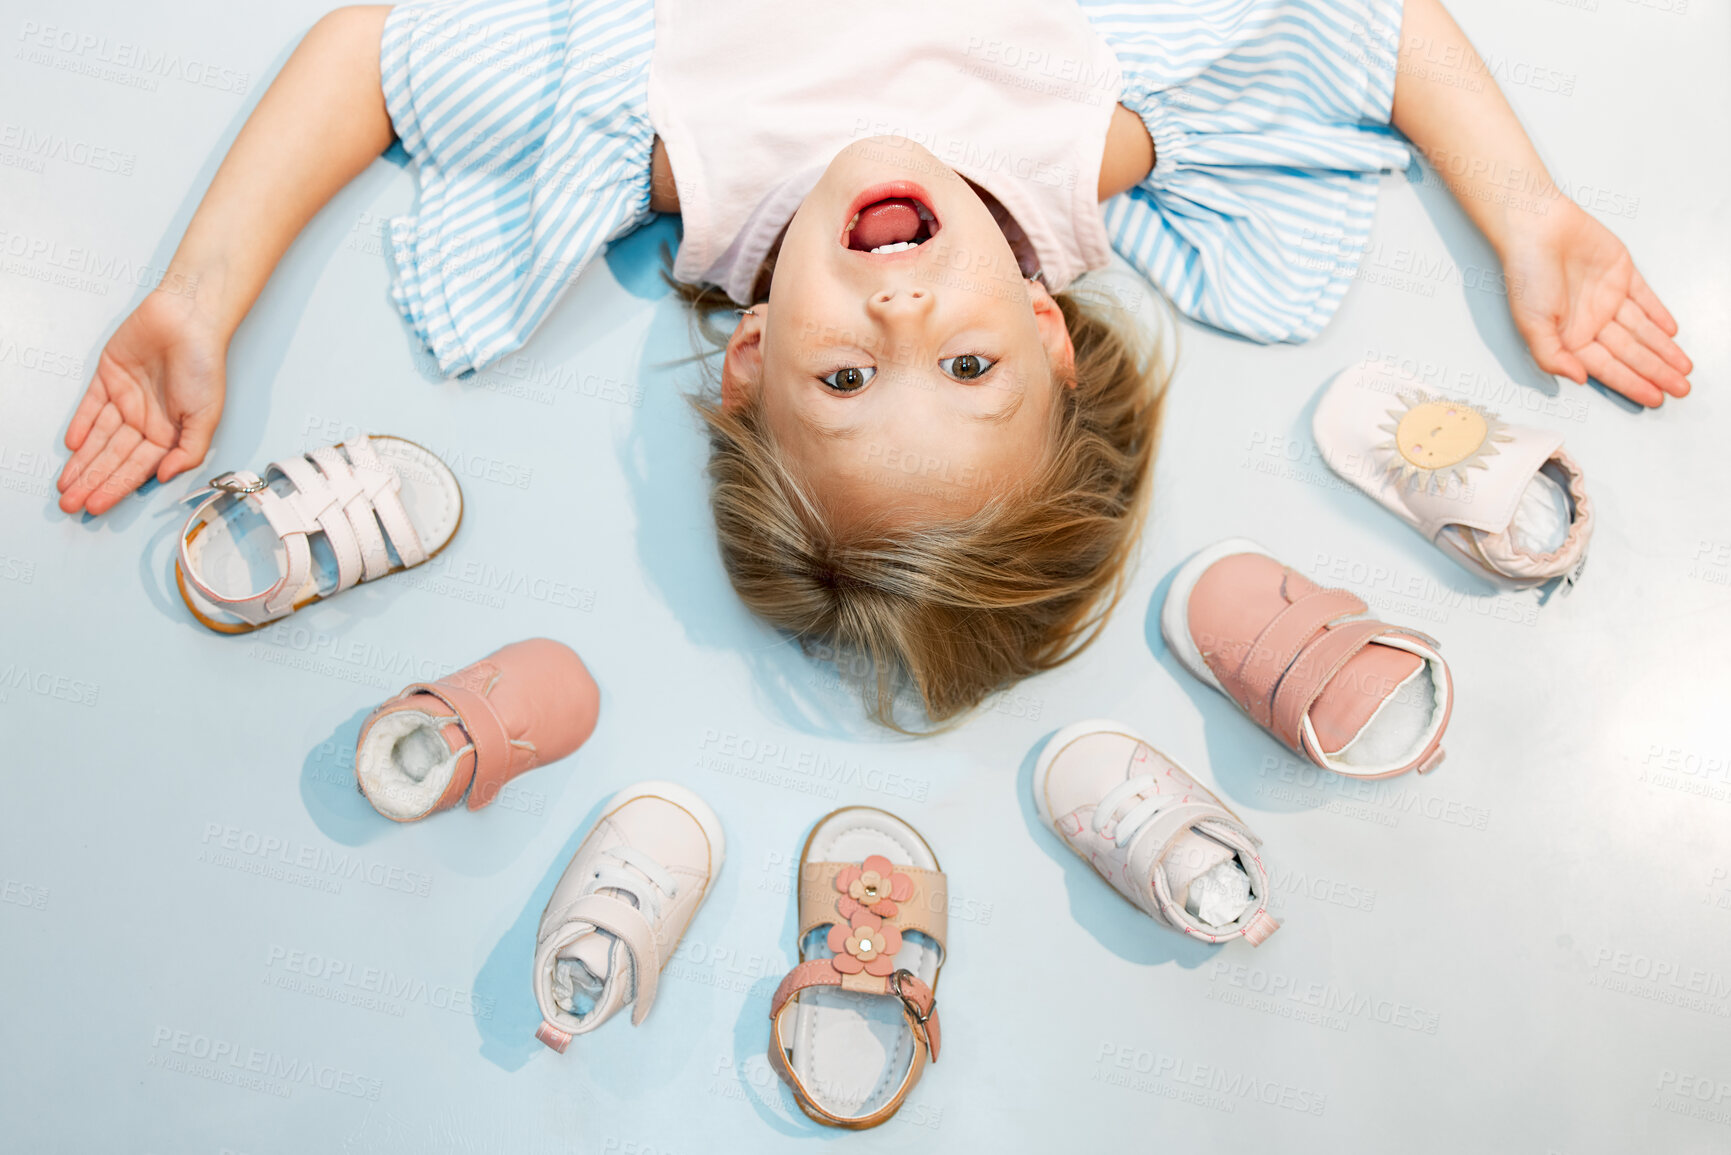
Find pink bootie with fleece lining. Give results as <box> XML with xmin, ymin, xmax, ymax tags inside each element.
<box><xmin>354</xmin><ymin>638</ymin><xmax>599</xmax><ymax>821</ymax></box>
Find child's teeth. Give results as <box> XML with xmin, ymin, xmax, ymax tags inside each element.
<box><xmin>914</xmin><ymin>204</ymin><xmax>933</xmax><ymax>222</ymax></box>
<box><xmin>869</xmin><ymin>241</ymin><xmax>920</xmax><ymax>254</ymax></box>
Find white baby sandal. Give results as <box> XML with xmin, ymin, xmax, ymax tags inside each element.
<box><xmin>174</xmin><ymin>434</ymin><xmax>462</xmax><ymax>632</ymax></box>
<box><xmin>1035</xmin><ymin>720</ymin><xmax>1280</xmax><ymax>946</ymax></box>
<box><xmin>531</xmin><ymin>782</ymin><xmax>724</xmax><ymax>1050</ymax></box>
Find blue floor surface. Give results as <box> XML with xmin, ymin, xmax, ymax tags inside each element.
<box><xmin>2</xmin><ymin>1</ymin><xmax>1729</xmax><ymax>1151</ymax></box>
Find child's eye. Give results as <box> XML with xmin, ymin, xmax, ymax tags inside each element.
<box><xmin>821</xmin><ymin>366</ymin><xmax>876</xmax><ymax>392</ymax></box>
<box><xmin>940</xmin><ymin>354</ymin><xmax>995</xmax><ymax>380</ymax></box>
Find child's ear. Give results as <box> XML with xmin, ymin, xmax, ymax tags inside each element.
<box><xmin>1027</xmin><ymin>279</ymin><xmax>1076</xmax><ymax>385</ymax></box>
<box><xmin>720</xmin><ymin>306</ymin><xmax>767</xmax><ymax>410</ymax></box>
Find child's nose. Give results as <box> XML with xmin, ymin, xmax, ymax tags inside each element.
<box><xmin>865</xmin><ymin>287</ymin><xmax>933</xmax><ymax>324</ymax></box>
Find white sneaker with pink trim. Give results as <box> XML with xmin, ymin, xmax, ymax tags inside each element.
<box><xmin>1034</xmin><ymin>720</ymin><xmax>1279</xmax><ymax>946</ymax></box>
<box><xmin>531</xmin><ymin>781</ymin><xmax>724</xmax><ymax>1050</ymax></box>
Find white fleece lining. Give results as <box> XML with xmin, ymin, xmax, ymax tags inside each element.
<box><xmin>356</xmin><ymin>708</ymin><xmax>466</xmax><ymax>820</ymax></box>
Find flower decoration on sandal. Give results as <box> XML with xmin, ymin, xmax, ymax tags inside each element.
<box><xmin>827</xmin><ymin>912</ymin><xmax>903</xmax><ymax>976</ymax></box>
<box><xmin>834</xmin><ymin>854</ymin><xmax>914</xmax><ymax>919</ymax></box>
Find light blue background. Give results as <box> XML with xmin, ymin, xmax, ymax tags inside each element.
<box><xmin>2</xmin><ymin>1</ymin><xmax>1729</xmax><ymax>1151</ymax></box>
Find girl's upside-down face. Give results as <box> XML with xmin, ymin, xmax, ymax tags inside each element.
<box><xmin>721</xmin><ymin>137</ymin><xmax>1075</xmax><ymax>529</ymax></box>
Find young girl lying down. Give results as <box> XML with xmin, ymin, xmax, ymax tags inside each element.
<box><xmin>54</xmin><ymin>0</ymin><xmax>1691</xmax><ymax>726</ymax></box>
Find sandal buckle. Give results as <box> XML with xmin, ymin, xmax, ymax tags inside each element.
<box><xmin>208</xmin><ymin>471</ymin><xmax>267</xmax><ymax>495</ymax></box>
<box><xmin>888</xmin><ymin>968</ymin><xmax>932</xmax><ymax>1025</ymax></box>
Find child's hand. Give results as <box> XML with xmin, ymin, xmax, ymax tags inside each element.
<box><xmin>57</xmin><ymin>289</ymin><xmax>227</xmax><ymax>515</ymax></box>
<box><xmin>1499</xmin><ymin>200</ymin><xmax>1691</xmax><ymax>408</ymax></box>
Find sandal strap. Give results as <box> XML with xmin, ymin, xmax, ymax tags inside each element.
<box><xmin>398</xmin><ymin>672</ymin><xmax>513</xmax><ymax>812</ymax></box>
<box><xmin>308</xmin><ymin>446</ymin><xmax>393</xmax><ymax>581</ymax></box>
<box><xmin>176</xmin><ymin>474</ymin><xmax>313</xmax><ymax>623</ymax></box>
<box><xmin>798</xmin><ymin>862</ymin><xmax>947</xmax><ymax>956</ymax></box>
<box><xmin>270</xmin><ymin>455</ymin><xmax>365</xmax><ymax>593</ymax></box>
<box><xmin>541</xmin><ymin>892</ymin><xmax>661</xmax><ymax>1027</ymax></box>
<box><xmin>768</xmin><ymin>960</ymin><xmax>941</xmax><ymax>1129</ymax></box>
<box><xmin>340</xmin><ymin>435</ymin><xmax>427</xmax><ymax>567</ymax></box>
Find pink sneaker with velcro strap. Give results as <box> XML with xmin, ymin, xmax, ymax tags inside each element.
<box><xmin>1161</xmin><ymin>538</ymin><xmax>1453</xmax><ymax>780</ymax></box>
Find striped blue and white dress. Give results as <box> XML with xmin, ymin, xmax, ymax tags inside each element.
<box><xmin>378</xmin><ymin>0</ymin><xmax>1411</xmax><ymax>377</ymax></box>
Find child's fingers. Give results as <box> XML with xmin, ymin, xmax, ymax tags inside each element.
<box><xmin>1600</xmin><ymin>322</ymin><xmax>1689</xmax><ymax>399</ymax></box>
<box><xmin>63</xmin><ymin>376</ymin><xmax>111</xmax><ymax>453</ymax></box>
<box><xmin>1578</xmin><ymin>342</ymin><xmax>1663</xmax><ymax>408</ymax></box>
<box><xmin>59</xmin><ymin>419</ymin><xmax>142</xmax><ymax>513</ymax></box>
<box><xmin>57</xmin><ymin>403</ymin><xmax>123</xmax><ymax>500</ymax></box>
<box><xmin>85</xmin><ymin>438</ymin><xmax>168</xmax><ymax>516</ymax></box>
<box><xmin>1617</xmin><ymin>299</ymin><xmax>1693</xmax><ymax>378</ymax></box>
<box><xmin>158</xmin><ymin>407</ymin><xmax>219</xmax><ymax>482</ymax></box>
<box><xmin>1518</xmin><ymin>320</ymin><xmax>1588</xmax><ymax>385</ymax></box>
<box><xmin>1628</xmin><ymin>268</ymin><xmax>1678</xmax><ymax>337</ymax></box>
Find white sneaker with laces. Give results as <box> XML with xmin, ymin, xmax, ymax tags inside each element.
<box><xmin>1034</xmin><ymin>720</ymin><xmax>1279</xmax><ymax>946</ymax></box>
<box><xmin>532</xmin><ymin>781</ymin><xmax>724</xmax><ymax>1050</ymax></box>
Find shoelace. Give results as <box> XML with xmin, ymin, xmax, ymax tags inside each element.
<box><xmin>589</xmin><ymin>845</ymin><xmax>678</xmax><ymax>923</ymax></box>
<box><xmin>1092</xmin><ymin>775</ymin><xmax>1175</xmax><ymax>848</ymax></box>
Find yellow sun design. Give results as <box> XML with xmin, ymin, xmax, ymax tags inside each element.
<box><xmin>1375</xmin><ymin>392</ymin><xmax>1513</xmax><ymax>492</ymax></box>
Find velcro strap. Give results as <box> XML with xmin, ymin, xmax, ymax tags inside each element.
<box><xmin>1268</xmin><ymin>619</ymin><xmax>1392</xmax><ymax>750</ymax></box>
<box><xmin>547</xmin><ymin>893</ymin><xmax>662</xmax><ymax>1025</ymax></box>
<box><xmin>398</xmin><ymin>679</ymin><xmax>510</xmax><ymax>811</ymax></box>
<box><xmin>1276</xmin><ymin>623</ymin><xmax>1441</xmax><ymax>755</ymax></box>
<box><xmin>1229</xmin><ymin>588</ymin><xmax>1366</xmax><ymax>728</ymax></box>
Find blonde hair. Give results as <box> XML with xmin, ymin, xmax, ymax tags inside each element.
<box><xmin>679</xmin><ymin>273</ymin><xmax>1168</xmax><ymax>730</ymax></box>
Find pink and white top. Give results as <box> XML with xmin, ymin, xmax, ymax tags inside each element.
<box><xmin>646</xmin><ymin>0</ymin><xmax>1124</xmax><ymax>301</ymax></box>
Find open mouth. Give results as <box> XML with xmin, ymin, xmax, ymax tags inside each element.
<box><xmin>842</xmin><ymin>184</ymin><xmax>940</xmax><ymax>255</ymax></box>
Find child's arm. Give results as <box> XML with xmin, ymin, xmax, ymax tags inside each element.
<box><xmin>57</xmin><ymin>6</ymin><xmax>395</xmax><ymax>515</ymax></box>
<box><xmin>1390</xmin><ymin>0</ymin><xmax>1691</xmax><ymax>408</ymax></box>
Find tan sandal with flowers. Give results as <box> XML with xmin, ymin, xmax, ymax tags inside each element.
<box><xmin>767</xmin><ymin>806</ymin><xmax>946</xmax><ymax>1129</ymax></box>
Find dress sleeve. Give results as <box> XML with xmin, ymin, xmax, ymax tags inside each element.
<box><xmin>1085</xmin><ymin>0</ymin><xmax>1413</xmax><ymax>344</ymax></box>
<box><xmin>378</xmin><ymin>0</ymin><xmax>657</xmax><ymax>377</ymax></box>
